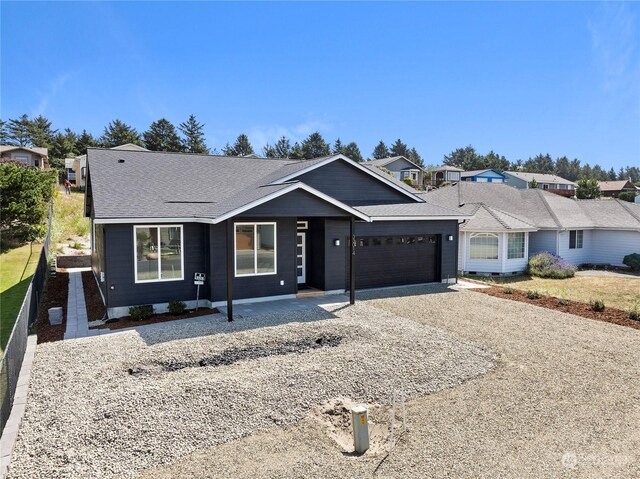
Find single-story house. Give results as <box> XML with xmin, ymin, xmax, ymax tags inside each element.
<box><xmin>460</xmin><ymin>169</ymin><xmax>506</xmax><ymax>183</ymax></box>
<box><xmin>367</xmin><ymin>156</ymin><xmax>426</xmax><ymax>188</ymax></box>
<box><xmin>85</xmin><ymin>149</ymin><xmax>468</xmax><ymax>318</ymax></box>
<box><xmin>597</xmin><ymin>180</ymin><xmax>639</xmax><ymax>198</ymax></box>
<box><xmin>0</xmin><ymin>145</ymin><xmax>49</xmax><ymax>169</ymax></box>
<box><xmin>422</xmin><ymin>182</ymin><xmax>640</xmax><ymax>275</ymax></box>
<box><xmin>429</xmin><ymin>165</ymin><xmax>464</xmax><ymax>187</ymax></box>
<box><xmin>503</xmin><ymin>171</ymin><xmax>576</xmax><ymax>197</ymax></box>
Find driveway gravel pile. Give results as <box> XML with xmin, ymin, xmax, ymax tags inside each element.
<box><xmin>8</xmin><ymin>301</ymin><xmax>495</xmax><ymax>478</ymax></box>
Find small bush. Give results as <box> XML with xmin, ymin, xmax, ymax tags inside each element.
<box><xmin>558</xmin><ymin>298</ymin><xmax>570</xmax><ymax>306</ymax></box>
<box><xmin>528</xmin><ymin>252</ymin><xmax>577</xmax><ymax>279</ymax></box>
<box><xmin>629</xmin><ymin>305</ymin><xmax>640</xmax><ymax>322</ymax></box>
<box><xmin>618</xmin><ymin>191</ymin><xmax>637</xmax><ymax>203</ymax></box>
<box><xmin>623</xmin><ymin>253</ymin><xmax>640</xmax><ymax>271</ymax></box>
<box><xmin>129</xmin><ymin>305</ymin><xmax>153</xmax><ymax>321</ymax></box>
<box><xmin>168</xmin><ymin>299</ymin><xmax>186</xmax><ymax>316</ymax></box>
<box><xmin>402</xmin><ymin>177</ymin><xmax>413</xmax><ymax>186</ymax></box>
<box><xmin>526</xmin><ymin>290</ymin><xmax>540</xmax><ymax>299</ymax></box>
<box><xmin>503</xmin><ymin>287</ymin><xmax>513</xmax><ymax>294</ymax></box>
<box><xmin>590</xmin><ymin>299</ymin><xmax>605</xmax><ymax>312</ymax></box>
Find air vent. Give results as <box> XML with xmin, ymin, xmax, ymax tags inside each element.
<box><xmin>118</xmin><ymin>159</ymin><xmax>125</xmax><ymax>163</ymax></box>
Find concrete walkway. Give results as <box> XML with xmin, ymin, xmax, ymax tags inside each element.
<box><xmin>64</xmin><ymin>271</ymin><xmax>89</xmax><ymax>340</ymax></box>
<box><xmin>217</xmin><ymin>294</ymin><xmax>349</xmax><ymax>318</ymax></box>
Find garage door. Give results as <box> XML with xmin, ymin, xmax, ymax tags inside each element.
<box><xmin>354</xmin><ymin>234</ymin><xmax>439</xmax><ymax>289</ymax></box>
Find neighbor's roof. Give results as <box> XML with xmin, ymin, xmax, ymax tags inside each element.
<box><xmin>429</xmin><ymin>165</ymin><xmax>465</xmax><ymax>172</ymax></box>
<box><xmin>503</xmin><ymin>171</ymin><xmax>576</xmax><ymax>186</ymax></box>
<box><xmin>460</xmin><ymin>169</ymin><xmax>505</xmax><ymax>177</ymax></box>
<box><xmin>87</xmin><ymin>149</ymin><xmax>460</xmax><ymax>224</ymax></box>
<box><xmin>597</xmin><ymin>180</ymin><xmax>638</xmax><ymax>192</ymax></box>
<box><xmin>421</xmin><ymin>182</ymin><xmax>640</xmax><ymax>231</ymax></box>
<box><xmin>367</xmin><ymin>156</ymin><xmax>425</xmax><ymax>171</ymax></box>
<box><xmin>0</xmin><ymin>145</ymin><xmax>48</xmax><ymax>157</ymax></box>
<box><xmin>110</xmin><ymin>143</ymin><xmax>149</xmax><ymax>151</ymax></box>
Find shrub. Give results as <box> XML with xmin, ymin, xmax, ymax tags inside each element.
<box><xmin>526</xmin><ymin>290</ymin><xmax>540</xmax><ymax>299</ymax></box>
<box><xmin>590</xmin><ymin>299</ymin><xmax>605</xmax><ymax>312</ymax></box>
<box><xmin>618</xmin><ymin>191</ymin><xmax>637</xmax><ymax>203</ymax></box>
<box><xmin>129</xmin><ymin>305</ymin><xmax>153</xmax><ymax>321</ymax></box>
<box><xmin>623</xmin><ymin>253</ymin><xmax>640</xmax><ymax>271</ymax></box>
<box><xmin>528</xmin><ymin>252</ymin><xmax>577</xmax><ymax>279</ymax></box>
<box><xmin>503</xmin><ymin>287</ymin><xmax>513</xmax><ymax>294</ymax></box>
<box><xmin>558</xmin><ymin>299</ymin><xmax>570</xmax><ymax>306</ymax></box>
<box><xmin>402</xmin><ymin>177</ymin><xmax>413</xmax><ymax>186</ymax></box>
<box><xmin>629</xmin><ymin>305</ymin><xmax>640</xmax><ymax>322</ymax></box>
<box><xmin>168</xmin><ymin>299</ymin><xmax>187</xmax><ymax>316</ymax></box>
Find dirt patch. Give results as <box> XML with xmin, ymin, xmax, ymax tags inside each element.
<box><xmin>91</xmin><ymin>307</ymin><xmax>218</xmax><ymax>330</ymax></box>
<box><xmin>478</xmin><ymin>286</ymin><xmax>640</xmax><ymax>330</ymax></box>
<box><xmin>310</xmin><ymin>397</ymin><xmax>394</xmax><ymax>455</ymax></box>
<box><xmin>81</xmin><ymin>271</ymin><xmax>106</xmax><ymax>322</ymax></box>
<box><xmin>54</xmin><ymin>234</ymin><xmax>90</xmax><ymax>256</ymax></box>
<box><xmin>34</xmin><ymin>272</ymin><xmax>69</xmax><ymax>344</ymax></box>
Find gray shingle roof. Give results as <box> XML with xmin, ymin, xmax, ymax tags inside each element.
<box><xmin>503</xmin><ymin>171</ymin><xmax>576</xmax><ymax>186</ymax></box>
<box><xmin>355</xmin><ymin>202</ymin><xmax>468</xmax><ymax>219</ymax></box>
<box><xmin>421</xmin><ymin>182</ymin><xmax>640</xmax><ymax>231</ymax></box>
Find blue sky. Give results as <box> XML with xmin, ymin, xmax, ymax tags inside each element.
<box><xmin>1</xmin><ymin>2</ymin><xmax>638</xmax><ymax>170</ymax></box>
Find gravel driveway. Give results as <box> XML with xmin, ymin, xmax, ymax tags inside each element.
<box><xmin>8</xmin><ymin>299</ymin><xmax>494</xmax><ymax>478</ymax></box>
<box><xmin>139</xmin><ymin>285</ymin><xmax>640</xmax><ymax>479</ymax></box>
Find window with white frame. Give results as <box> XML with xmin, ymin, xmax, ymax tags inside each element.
<box><xmin>569</xmin><ymin>230</ymin><xmax>583</xmax><ymax>249</ymax></box>
<box><xmin>469</xmin><ymin>233</ymin><xmax>499</xmax><ymax>259</ymax></box>
<box><xmin>235</xmin><ymin>222</ymin><xmax>276</xmax><ymax>276</ymax></box>
<box><xmin>134</xmin><ymin>225</ymin><xmax>183</xmax><ymax>282</ymax></box>
<box><xmin>507</xmin><ymin>232</ymin><xmax>525</xmax><ymax>259</ymax></box>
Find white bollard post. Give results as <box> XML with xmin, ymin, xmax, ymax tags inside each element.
<box><xmin>351</xmin><ymin>405</ymin><xmax>370</xmax><ymax>454</ymax></box>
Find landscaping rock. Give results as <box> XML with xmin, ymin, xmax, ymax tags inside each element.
<box><xmin>47</xmin><ymin>307</ymin><xmax>63</xmax><ymax>326</ymax></box>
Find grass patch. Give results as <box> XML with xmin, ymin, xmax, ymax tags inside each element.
<box><xmin>469</xmin><ymin>274</ymin><xmax>640</xmax><ymax>311</ymax></box>
<box><xmin>0</xmin><ymin>243</ymin><xmax>43</xmax><ymax>353</ymax></box>
<box><xmin>50</xmin><ymin>191</ymin><xmax>89</xmax><ymax>254</ymax></box>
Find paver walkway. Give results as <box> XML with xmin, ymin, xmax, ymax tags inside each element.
<box><xmin>64</xmin><ymin>271</ymin><xmax>88</xmax><ymax>339</ymax></box>
<box><xmin>217</xmin><ymin>294</ymin><xmax>349</xmax><ymax>318</ymax></box>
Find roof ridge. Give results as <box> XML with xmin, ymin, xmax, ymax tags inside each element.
<box><xmin>486</xmin><ymin>204</ymin><xmax>537</xmax><ymax>228</ymax></box>
<box><xmin>535</xmin><ymin>189</ymin><xmax>563</xmax><ymax>228</ymax></box>
<box><xmin>616</xmin><ymin>198</ymin><xmax>640</xmax><ymax>222</ymax></box>
<box><xmin>479</xmin><ymin>203</ymin><xmax>513</xmax><ymax>230</ymax></box>
<box><xmin>86</xmin><ymin>147</ymin><xmax>295</xmax><ymax>162</ymax></box>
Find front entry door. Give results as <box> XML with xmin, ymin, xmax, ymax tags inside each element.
<box><xmin>296</xmin><ymin>232</ymin><xmax>306</xmax><ymax>284</ymax></box>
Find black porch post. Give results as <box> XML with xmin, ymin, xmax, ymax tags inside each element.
<box><xmin>349</xmin><ymin>216</ymin><xmax>355</xmax><ymax>305</ymax></box>
<box><xmin>226</xmin><ymin>220</ymin><xmax>233</xmax><ymax>321</ymax></box>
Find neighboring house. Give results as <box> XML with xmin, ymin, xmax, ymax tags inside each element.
<box><xmin>429</xmin><ymin>165</ymin><xmax>464</xmax><ymax>187</ymax></box>
<box><xmin>460</xmin><ymin>169</ymin><xmax>506</xmax><ymax>183</ymax></box>
<box><xmin>67</xmin><ymin>144</ymin><xmax>149</xmax><ymax>190</ymax></box>
<box><xmin>597</xmin><ymin>180</ymin><xmax>639</xmax><ymax>198</ymax></box>
<box><xmin>423</xmin><ymin>182</ymin><xmax>640</xmax><ymax>275</ymax></box>
<box><xmin>367</xmin><ymin>156</ymin><xmax>426</xmax><ymax>188</ymax></box>
<box><xmin>0</xmin><ymin>145</ymin><xmax>49</xmax><ymax>169</ymax></box>
<box><xmin>503</xmin><ymin>171</ymin><xmax>576</xmax><ymax>196</ymax></box>
<box><xmin>85</xmin><ymin>149</ymin><xmax>468</xmax><ymax>318</ymax></box>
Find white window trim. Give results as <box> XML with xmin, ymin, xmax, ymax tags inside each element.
<box><xmin>133</xmin><ymin>224</ymin><xmax>184</xmax><ymax>284</ymax></box>
<box><xmin>507</xmin><ymin>232</ymin><xmax>525</xmax><ymax>259</ymax></box>
<box><xmin>234</xmin><ymin>222</ymin><xmax>277</xmax><ymax>277</ymax></box>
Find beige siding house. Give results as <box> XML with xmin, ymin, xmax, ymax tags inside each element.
<box><xmin>0</xmin><ymin>145</ymin><xmax>49</xmax><ymax>168</ymax></box>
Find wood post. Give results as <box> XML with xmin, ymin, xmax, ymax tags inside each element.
<box><xmin>226</xmin><ymin>220</ymin><xmax>233</xmax><ymax>321</ymax></box>
<box><xmin>350</xmin><ymin>216</ymin><xmax>355</xmax><ymax>305</ymax></box>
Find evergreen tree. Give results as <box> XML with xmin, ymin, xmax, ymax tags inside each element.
<box><xmin>554</xmin><ymin>156</ymin><xmax>571</xmax><ymax>180</ymax></box>
<box><xmin>49</xmin><ymin>128</ymin><xmax>78</xmax><ymax>161</ymax></box>
<box><xmin>576</xmin><ymin>178</ymin><xmax>601</xmax><ymax>199</ymax></box>
<box><xmin>343</xmin><ymin>142</ymin><xmax>364</xmax><ymax>162</ymax></box>
<box><xmin>444</xmin><ymin>145</ymin><xmax>481</xmax><ymax>170</ymax></box>
<box><xmin>263</xmin><ymin>136</ymin><xmax>292</xmax><ymax>158</ymax></box>
<box><xmin>178</xmin><ymin>114</ymin><xmax>208</xmax><ymax>153</ymax></box>
<box><xmin>523</xmin><ymin>154</ymin><xmax>554</xmax><ymax>173</ymax></box>
<box><xmin>76</xmin><ymin>130</ymin><xmax>99</xmax><ymax>155</ymax></box>
<box><xmin>372</xmin><ymin>140</ymin><xmax>389</xmax><ymax>160</ymax></box>
<box><xmin>28</xmin><ymin>115</ymin><xmax>57</xmax><ymax>149</ymax></box>
<box><xmin>389</xmin><ymin>138</ymin><xmax>410</xmax><ymax>158</ymax></box>
<box><xmin>290</xmin><ymin>142</ymin><xmax>304</xmax><ymax>160</ymax></box>
<box><xmin>407</xmin><ymin>147</ymin><xmax>425</xmax><ymax>168</ymax></box>
<box><xmin>100</xmin><ymin>119</ymin><xmax>143</xmax><ymax>148</ymax></box>
<box><xmin>7</xmin><ymin>114</ymin><xmax>32</xmax><ymax>146</ymax></box>
<box><xmin>143</xmin><ymin>118</ymin><xmax>183</xmax><ymax>152</ymax></box>
<box><xmin>0</xmin><ymin>120</ymin><xmax>8</xmax><ymax>144</ymax></box>
<box><xmin>606</xmin><ymin>168</ymin><xmax>617</xmax><ymax>181</ymax></box>
<box><xmin>483</xmin><ymin>150</ymin><xmax>509</xmax><ymax>171</ymax></box>
<box><xmin>332</xmin><ymin>138</ymin><xmax>345</xmax><ymax>155</ymax></box>
<box><xmin>223</xmin><ymin>134</ymin><xmax>254</xmax><ymax>156</ymax></box>
<box><xmin>567</xmin><ymin>158</ymin><xmax>582</xmax><ymax>181</ymax></box>
<box><xmin>301</xmin><ymin>132</ymin><xmax>330</xmax><ymax>159</ymax></box>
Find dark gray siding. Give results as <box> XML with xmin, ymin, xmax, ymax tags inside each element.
<box><xmin>238</xmin><ymin>189</ymin><xmax>352</xmax><ymax>218</ymax></box>
<box><xmin>354</xmin><ymin>220</ymin><xmax>459</xmax><ymax>282</ymax></box>
<box><xmin>297</xmin><ymin>160</ymin><xmax>415</xmax><ymax>206</ymax></box>
<box><xmin>103</xmin><ymin>223</ymin><xmax>208</xmax><ymax>308</ymax></box>
<box><xmin>209</xmin><ymin>219</ymin><xmax>297</xmax><ymax>302</ymax></box>
<box><xmin>307</xmin><ymin>218</ymin><xmax>325</xmax><ymax>289</ymax></box>
<box><xmin>91</xmin><ymin>222</ymin><xmax>107</xmax><ymax>301</ymax></box>
<box><xmin>324</xmin><ymin>219</ymin><xmax>350</xmax><ymax>290</ymax></box>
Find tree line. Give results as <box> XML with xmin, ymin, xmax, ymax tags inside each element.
<box><xmin>1</xmin><ymin>114</ymin><xmax>636</xmax><ymax>182</ymax></box>
<box><xmin>443</xmin><ymin>145</ymin><xmax>639</xmax><ymax>183</ymax></box>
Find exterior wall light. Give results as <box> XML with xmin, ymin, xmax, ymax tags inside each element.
<box><xmin>447</xmin><ymin>235</ymin><xmax>454</xmax><ymax>241</ymax></box>
<box><xmin>334</xmin><ymin>239</ymin><xmax>341</xmax><ymax>246</ymax></box>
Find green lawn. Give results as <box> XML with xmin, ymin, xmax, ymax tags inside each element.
<box><xmin>0</xmin><ymin>243</ymin><xmax>43</xmax><ymax>353</ymax></box>
<box><xmin>470</xmin><ymin>274</ymin><xmax>640</xmax><ymax>312</ymax></box>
